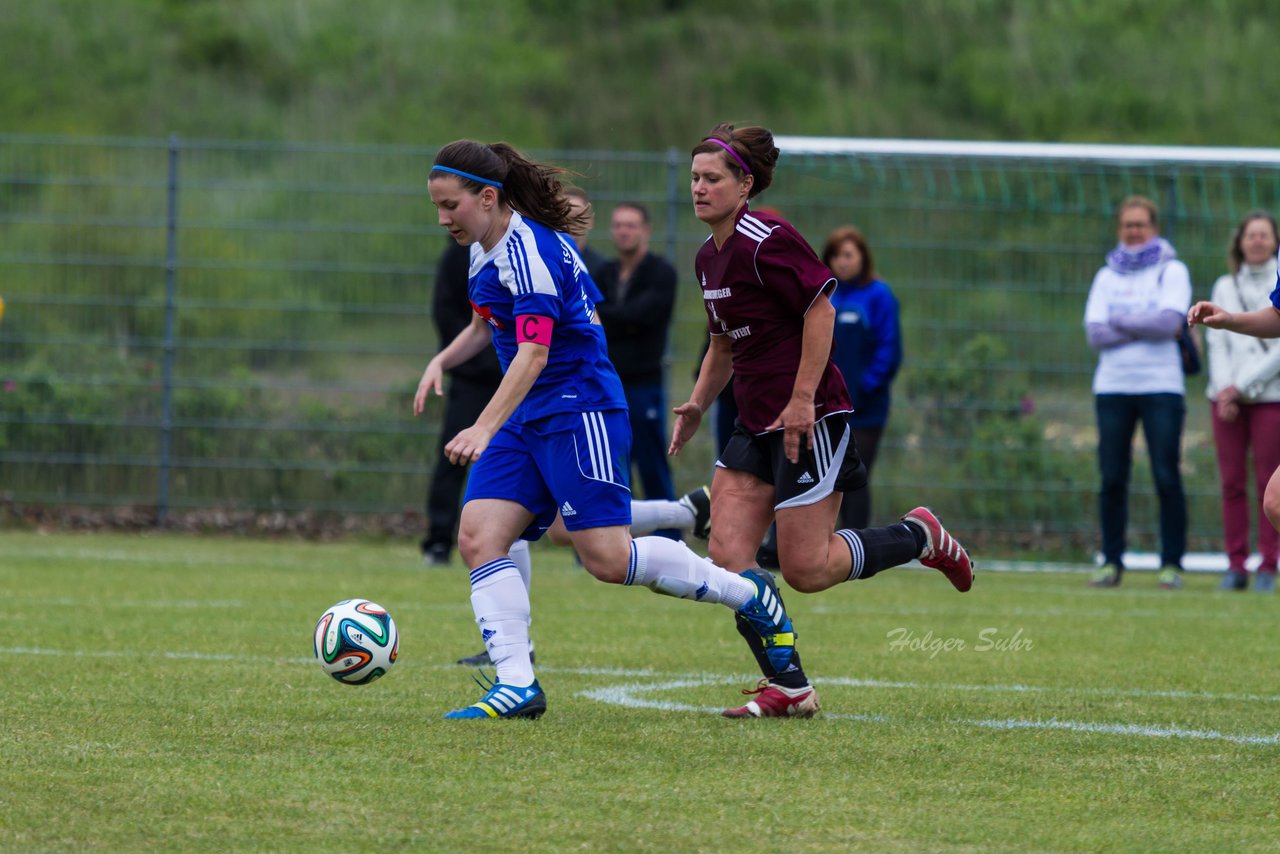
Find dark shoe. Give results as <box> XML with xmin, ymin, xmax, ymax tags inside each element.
<box><xmin>1088</xmin><ymin>564</ymin><xmax>1122</xmax><ymax>588</ymax></box>
<box><xmin>1218</xmin><ymin>570</ymin><xmax>1249</xmax><ymax>591</ymax></box>
<box><xmin>1255</xmin><ymin>572</ymin><xmax>1276</xmax><ymax>594</ymax></box>
<box><xmin>754</xmin><ymin>545</ymin><xmax>780</xmax><ymax>570</ymax></box>
<box><xmin>678</xmin><ymin>485</ymin><xmax>712</xmax><ymax>540</ymax></box>
<box><xmin>456</xmin><ymin>648</ymin><xmax>536</xmax><ymax>667</ymax></box>
<box><xmin>755</xmin><ymin>523</ymin><xmax>779</xmax><ymax>569</ymax></box>
<box><xmin>422</xmin><ymin>542</ymin><xmax>450</xmax><ymax>567</ymax></box>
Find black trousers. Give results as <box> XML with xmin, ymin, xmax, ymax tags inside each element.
<box><xmin>423</xmin><ymin>377</ymin><xmax>496</xmax><ymax>553</ymax></box>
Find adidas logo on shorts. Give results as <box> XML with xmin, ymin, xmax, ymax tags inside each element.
<box><xmin>560</xmin><ymin>501</ymin><xmax>576</xmax><ymax>516</ymax></box>
<box><xmin>797</xmin><ymin>471</ymin><xmax>815</xmax><ymax>484</ymax></box>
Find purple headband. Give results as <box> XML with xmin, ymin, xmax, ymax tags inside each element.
<box><xmin>703</xmin><ymin>137</ymin><xmax>752</xmax><ymax>176</ymax></box>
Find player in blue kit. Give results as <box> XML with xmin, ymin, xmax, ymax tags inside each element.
<box><xmin>414</xmin><ymin>139</ymin><xmax>793</xmax><ymax>720</ymax></box>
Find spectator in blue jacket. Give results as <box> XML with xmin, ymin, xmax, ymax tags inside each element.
<box><xmin>822</xmin><ymin>226</ymin><xmax>903</xmax><ymax>529</ymax></box>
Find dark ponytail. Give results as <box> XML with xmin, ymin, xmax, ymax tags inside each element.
<box><xmin>431</xmin><ymin>140</ymin><xmax>588</xmax><ymax>235</ymax></box>
<box><xmin>691</xmin><ymin>123</ymin><xmax>780</xmax><ymax>198</ymax></box>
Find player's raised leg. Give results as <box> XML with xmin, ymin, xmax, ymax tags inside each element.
<box><xmin>629</xmin><ymin>486</ymin><xmax>712</xmax><ymax>538</ymax></box>
<box><xmin>567</xmin><ymin>520</ymin><xmax>811</xmax><ymax>716</ymax></box>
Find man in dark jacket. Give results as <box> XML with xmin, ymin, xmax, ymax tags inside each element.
<box><xmin>595</xmin><ymin>203</ymin><xmax>679</xmax><ymax>531</ymax></box>
<box><xmin>421</xmin><ymin>240</ymin><xmax>503</xmax><ymax>565</ymax></box>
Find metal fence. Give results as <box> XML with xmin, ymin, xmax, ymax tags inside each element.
<box><xmin>2</xmin><ymin>132</ymin><xmax>1277</xmax><ymax>556</ymax></box>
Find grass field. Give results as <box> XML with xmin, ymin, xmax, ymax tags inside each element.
<box><xmin>2</xmin><ymin>531</ymin><xmax>1277</xmax><ymax>852</ymax></box>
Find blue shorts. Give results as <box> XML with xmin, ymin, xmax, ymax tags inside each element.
<box><xmin>463</xmin><ymin>409</ymin><xmax>633</xmax><ymax>540</ymax></box>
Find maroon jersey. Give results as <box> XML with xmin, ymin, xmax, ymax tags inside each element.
<box><xmin>696</xmin><ymin>206</ymin><xmax>852</xmax><ymax>433</ymax></box>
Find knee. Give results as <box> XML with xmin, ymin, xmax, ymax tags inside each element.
<box><xmin>456</xmin><ymin>529</ymin><xmax>485</xmax><ymax>566</ymax></box>
<box><xmin>579</xmin><ymin>552</ymin><xmax>628</xmax><ymax>585</ymax></box>
<box><xmin>546</xmin><ymin>526</ymin><xmax>572</xmax><ymax>547</ymax></box>
<box><xmin>778</xmin><ymin>563</ymin><xmax>828</xmax><ymax>594</ymax></box>
<box><xmin>708</xmin><ymin>538</ymin><xmax>756</xmax><ymax>574</ymax></box>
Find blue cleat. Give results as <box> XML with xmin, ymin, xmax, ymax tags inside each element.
<box><xmin>444</xmin><ymin>671</ymin><xmax>546</xmax><ymax>720</ymax></box>
<box><xmin>736</xmin><ymin>569</ymin><xmax>797</xmax><ymax>675</ymax></box>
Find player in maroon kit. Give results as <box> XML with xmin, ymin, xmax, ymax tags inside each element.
<box><xmin>669</xmin><ymin>123</ymin><xmax>974</xmax><ymax>718</ymax></box>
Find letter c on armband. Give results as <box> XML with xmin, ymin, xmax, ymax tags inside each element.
<box><xmin>516</xmin><ymin>314</ymin><xmax>554</xmax><ymax>347</ymax></box>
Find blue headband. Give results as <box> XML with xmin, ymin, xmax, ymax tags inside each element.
<box><xmin>430</xmin><ymin>165</ymin><xmax>503</xmax><ymax>188</ymax></box>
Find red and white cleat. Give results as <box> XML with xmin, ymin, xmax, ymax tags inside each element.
<box><xmin>902</xmin><ymin>506</ymin><xmax>973</xmax><ymax>592</ymax></box>
<box><xmin>722</xmin><ymin>679</ymin><xmax>821</xmax><ymax>718</ymax></box>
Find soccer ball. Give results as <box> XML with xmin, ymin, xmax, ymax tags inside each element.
<box><xmin>313</xmin><ymin>598</ymin><xmax>399</xmax><ymax>685</ymax></box>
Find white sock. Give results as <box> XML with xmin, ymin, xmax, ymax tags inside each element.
<box><xmin>629</xmin><ymin>498</ymin><xmax>695</xmax><ymax>535</ymax></box>
<box><xmin>468</xmin><ymin>558</ymin><xmax>534</xmax><ymax>687</ymax></box>
<box><xmin>507</xmin><ymin>539</ymin><xmax>534</xmax><ymax>655</ymax></box>
<box><xmin>509</xmin><ymin>538</ymin><xmax>532</xmax><ymax>590</ymax></box>
<box><xmin>626</xmin><ymin>536</ymin><xmax>755</xmax><ymax>609</ymax></box>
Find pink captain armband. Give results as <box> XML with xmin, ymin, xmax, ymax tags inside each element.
<box><xmin>516</xmin><ymin>314</ymin><xmax>554</xmax><ymax>346</ymax></box>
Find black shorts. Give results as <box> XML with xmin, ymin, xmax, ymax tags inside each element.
<box><xmin>717</xmin><ymin>412</ymin><xmax>867</xmax><ymax>509</ymax></box>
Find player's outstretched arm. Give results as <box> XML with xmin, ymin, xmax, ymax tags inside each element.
<box><xmin>444</xmin><ymin>340</ymin><xmax>548</xmax><ymax>465</ymax></box>
<box><xmin>1190</xmin><ymin>301</ymin><xmax>1280</xmax><ymax>338</ymax></box>
<box><xmin>414</xmin><ymin>314</ymin><xmax>493</xmax><ymax>415</ymax></box>
<box><xmin>671</xmin><ymin>335</ymin><xmax>733</xmax><ymax>456</ymax></box>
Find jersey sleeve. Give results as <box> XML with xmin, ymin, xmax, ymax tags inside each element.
<box><xmin>753</xmin><ymin>226</ymin><xmax>837</xmax><ymax>317</ymax></box>
<box><xmin>497</xmin><ymin>228</ymin><xmax>567</xmax><ymax>323</ymax></box>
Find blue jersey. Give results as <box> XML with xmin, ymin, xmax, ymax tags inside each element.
<box><xmin>1273</xmin><ymin>249</ymin><xmax>1280</xmax><ymax>312</ymax></box>
<box><xmin>829</xmin><ymin>277</ymin><xmax>902</xmax><ymax>429</ymax></box>
<box><xmin>467</xmin><ymin>211</ymin><xmax>626</xmax><ymax>423</ymax></box>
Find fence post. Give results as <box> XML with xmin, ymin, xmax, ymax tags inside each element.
<box><xmin>1162</xmin><ymin>170</ymin><xmax>1178</xmax><ymax>244</ymax></box>
<box><xmin>157</xmin><ymin>134</ymin><xmax>180</xmax><ymax>525</ymax></box>
<box><xmin>664</xmin><ymin>146</ymin><xmax>680</xmax><ymax>265</ymax></box>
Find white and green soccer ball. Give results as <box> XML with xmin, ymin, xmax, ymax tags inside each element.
<box><xmin>313</xmin><ymin>598</ymin><xmax>399</xmax><ymax>685</ymax></box>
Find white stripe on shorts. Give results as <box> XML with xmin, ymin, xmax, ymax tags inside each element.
<box><xmin>776</xmin><ymin>415</ymin><xmax>851</xmax><ymax>510</ymax></box>
<box><xmin>580</xmin><ymin>411</ymin><xmax>616</xmax><ymax>484</ymax></box>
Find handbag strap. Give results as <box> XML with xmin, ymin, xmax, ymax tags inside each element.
<box><xmin>1232</xmin><ymin>273</ymin><xmax>1271</xmax><ymax>352</ymax></box>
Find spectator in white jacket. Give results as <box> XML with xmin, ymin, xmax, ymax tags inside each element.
<box><xmin>1084</xmin><ymin>196</ymin><xmax>1191</xmax><ymax>590</ymax></box>
<box><xmin>1202</xmin><ymin>212</ymin><xmax>1280</xmax><ymax>592</ymax></box>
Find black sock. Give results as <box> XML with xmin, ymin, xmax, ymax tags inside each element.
<box><xmin>903</xmin><ymin>519</ymin><xmax>927</xmax><ymax>552</ymax></box>
<box><xmin>839</xmin><ymin>522</ymin><xmax>922</xmax><ymax>580</ymax></box>
<box><xmin>770</xmin><ymin>653</ymin><xmax>810</xmax><ymax>690</ymax></box>
<box><xmin>735</xmin><ymin>613</ymin><xmax>775</xmax><ymax>678</ymax></box>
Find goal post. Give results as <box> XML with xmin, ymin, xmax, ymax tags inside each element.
<box><xmin>761</xmin><ymin>135</ymin><xmax>1280</xmax><ymax>555</ymax></box>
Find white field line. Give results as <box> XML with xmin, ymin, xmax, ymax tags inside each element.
<box><xmin>6</xmin><ymin>647</ymin><xmax>1277</xmax><ymax>744</ymax></box>
<box><xmin>579</xmin><ymin>677</ymin><xmax>1280</xmax><ymax>746</ymax></box>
